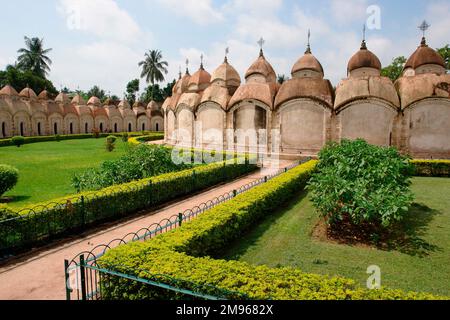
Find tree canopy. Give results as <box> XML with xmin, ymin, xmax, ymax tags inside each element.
<box><xmin>17</xmin><ymin>36</ymin><xmax>53</xmax><ymax>78</ymax></box>
<box><xmin>0</xmin><ymin>65</ymin><xmax>58</xmax><ymax>96</ymax></box>
<box><xmin>381</xmin><ymin>56</ymin><xmax>407</xmax><ymax>81</ymax></box>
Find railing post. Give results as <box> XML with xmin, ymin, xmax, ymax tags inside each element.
<box><xmin>79</xmin><ymin>255</ymin><xmax>87</xmax><ymax>301</ymax></box>
<box><xmin>80</xmin><ymin>195</ymin><xmax>86</xmax><ymax>228</ymax></box>
<box><xmin>178</xmin><ymin>213</ymin><xmax>183</xmax><ymax>227</ymax></box>
<box><xmin>64</xmin><ymin>259</ymin><xmax>72</xmax><ymax>301</ymax></box>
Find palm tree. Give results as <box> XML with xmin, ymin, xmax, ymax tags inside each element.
<box><xmin>17</xmin><ymin>36</ymin><xmax>53</xmax><ymax>78</ymax></box>
<box><xmin>138</xmin><ymin>50</ymin><xmax>168</xmax><ymax>101</ymax></box>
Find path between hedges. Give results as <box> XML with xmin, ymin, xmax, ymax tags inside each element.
<box><xmin>0</xmin><ymin>160</ymin><xmax>295</xmax><ymax>300</ymax></box>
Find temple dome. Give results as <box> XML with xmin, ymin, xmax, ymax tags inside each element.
<box><xmin>405</xmin><ymin>38</ymin><xmax>445</xmax><ymax>70</ymax></box>
<box><xmin>188</xmin><ymin>66</ymin><xmax>211</xmax><ymax>91</ymax></box>
<box><xmin>173</xmin><ymin>72</ymin><xmax>192</xmax><ymax>94</ymax></box>
<box><xmin>347</xmin><ymin>41</ymin><xmax>382</xmax><ymax>74</ymax></box>
<box><xmin>55</xmin><ymin>92</ymin><xmax>70</xmax><ymax>104</ymax></box>
<box><xmin>19</xmin><ymin>87</ymin><xmax>37</xmax><ymax>100</ymax></box>
<box><xmin>38</xmin><ymin>90</ymin><xmax>49</xmax><ymax>100</ymax></box>
<box><xmin>0</xmin><ymin>85</ymin><xmax>19</xmax><ymax>96</ymax></box>
<box><xmin>71</xmin><ymin>94</ymin><xmax>86</xmax><ymax>105</ymax></box>
<box><xmin>292</xmin><ymin>52</ymin><xmax>324</xmax><ymax>76</ymax></box>
<box><xmin>118</xmin><ymin>99</ymin><xmax>131</xmax><ymax>109</ymax></box>
<box><xmin>211</xmin><ymin>59</ymin><xmax>241</xmax><ymax>85</ymax></box>
<box><xmin>245</xmin><ymin>51</ymin><xmax>277</xmax><ymax>83</ymax></box>
<box><xmin>87</xmin><ymin>96</ymin><xmax>101</xmax><ymax>106</ymax></box>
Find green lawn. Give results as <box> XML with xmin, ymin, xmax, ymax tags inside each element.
<box><xmin>222</xmin><ymin>177</ymin><xmax>450</xmax><ymax>296</ymax></box>
<box><xmin>0</xmin><ymin>139</ymin><xmax>128</xmax><ymax>208</ymax></box>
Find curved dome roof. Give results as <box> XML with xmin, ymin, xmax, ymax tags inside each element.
<box><xmin>229</xmin><ymin>82</ymin><xmax>279</xmax><ymax>110</ymax></box>
<box><xmin>176</xmin><ymin>92</ymin><xmax>201</xmax><ymax>110</ymax></box>
<box><xmin>147</xmin><ymin>100</ymin><xmax>161</xmax><ymax>110</ymax></box>
<box><xmin>275</xmin><ymin>78</ymin><xmax>333</xmax><ymax>108</ymax></box>
<box><xmin>55</xmin><ymin>92</ymin><xmax>70</xmax><ymax>104</ymax></box>
<box><xmin>38</xmin><ymin>90</ymin><xmax>49</xmax><ymax>100</ymax></box>
<box><xmin>0</xmin><ymin>85</ymin><xmax>19</xmax><ymax>96</ymax></box>
<box><xmin>200</xmin><ymin>84</ymin><xmax>230</xmax><ymax>110</ymax></box>
<box><xmin>188</xmin><ymin>66</ymin><xmax>211</xmax><ymax>88</ymax></box>
<box><xmin>404</xmin><ymin>37</ymin><xmax>445</xmax><ymax>70</ymax></box>
<box><xmin>71</xmin><ymin>94</ymin><xmax>86</xmax><ymax>105</ymax></box>
<box><xmin>211</xmin><ymin>59</ymin><xmax>241</xmax><ymax>84</ymax></box>
<box><xmin>245</xmin><ymin>51</ymin><xmax>277</xmax><ymax>83</ymax></box>
<box><xmin>347</xmin><ymin>41</ymin><xmax>382</xmax><ymax>73</ymax></box>
<box><xmin>87</xmin><ymin>96</ymin><xmax>101</xmax><ymax>106</ymax></box>
<box><xmin>118</xmin><ymin>99</ymin><xmax>131</xmax><ymax>109</ymax></box>
<box><xmin>335</xmin><ymin>76</ymin><xmax>400</xmax><ymax>110</ymax></box>
<box><xmin>395</xmin><ymin>73</ymin><xmax>450</xmax><ymax>109</ymax></box>
<box><xmin>292</xmin><ymin>52</ymin><xmax>324</xmax><ymax>76</ymax></box>
<box><xmin>19</xmin><ymin>87</ymin><xmax>37</xmax><ymax>100</ymax></box>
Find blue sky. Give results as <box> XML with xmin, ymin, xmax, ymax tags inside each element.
<box><xmin>0</xmin><ymin>0</ymin><xmax>448</xmax><ymax>96</ymax></box>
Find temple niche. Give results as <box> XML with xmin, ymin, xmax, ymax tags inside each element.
<box><xmin>334</xmin><ymin>39</ymin><xmax>400</xmax><ymax>147</ymax></box>
<box><xmin>0</xmin><ymin>85</ymin><xmax>162</xmax><ymax>138</ymax></box>
<box><xmin>396</xmin><ymin>36</ymin><xmax>450</xmax><ymax>159</ymax></box>
<box><xmin>274</xmin><ymin>38</ymin><xmax>334</xmax><ymax>155</ymax></box>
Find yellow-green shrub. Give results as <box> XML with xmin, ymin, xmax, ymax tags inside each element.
<box><xmin>99</xmin><ymin>161</ymin><xmax>445</xmax><ymax>300</ymax></box>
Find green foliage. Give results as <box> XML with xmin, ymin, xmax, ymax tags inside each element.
<box><xmin>105</xmin><ymin>140</ymin><xmax>116</xmax><ymax>153</ymax></box>
<box><xmin>72</xmin><ymin>144</ymin><xmax>195</xmax><ymax>191</ymax></box>
<box><xmin>0</xmin><ymin>157</ymin><xmax>256</xmax><ymax>253</ymax></box>
<box><xmin>16</xmin><ymin>36</ymin><xmax>52</xmax><ymax>78</ymax></box>
<box><xmin>411</xmin><ymin>160</ymin><xmax>450</xmax><ymax>177</ymax></box>
<box><xmin>0</xmin><ymin>65</ymin><xmax>58</xmax><ymax>96</ymax></box>
<box><xmin>11</xmin><ymin>136</ymin><xmax>25</xmax><ymax>147</ymax></box>
<box><xmin>381</xmin><ymin>56</ymin><xmax>407</xmax><ymax>81</ymax></box>
<box><xmin>54</xmin><ymin>134</ymin><xmax>61</xmax><ymax>142</ymax></box>
<box><xmin>106</xmin><ymin>135</ymin><xmax>117</xmax><ymax>144</ymax></box>
<box><xmin>308</xmin><ymin>140</ymin><xmax>414</xmax><ymax>228</ymax></box>
<box><xmin>125</xmin><ymin>79</ymin><xmax>140</xmax><ymax>105</ymax></box>
<box><xmin>87</xmin><ymin>85</ymin><xmax>107</xmax><ymax>101</ymax></box>
<box><xmin>121</xmin><ymin>132</ymin><xmax>129</xmax><ymax>142</ymax></box>
<box><xmin>0</xmin><ymin>165</ymin><xmax>19</xmax><ymax>197</ymax></box>
<box><xmin>436</xmin><ymin>45</ymin><xmax>450</xmax><ymax>70</ymax></box>
<box><xmin>99</xmin><ymin>161</ymin><xmax>442</xmax><ymax>300</ymax></box>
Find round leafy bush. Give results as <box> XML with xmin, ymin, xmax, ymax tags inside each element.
<box><xmin>106</xmin><ymin>135</ymin><xmax>117</xmax><ymax>144</ymax></box>
<box><xmin>308</xmin><ymin>139</ymin><xmax>414</xmax><ymax>228</ymax></box>
<box><xmin>12</xmin><ymin>136</ymin><xmax>25</xmax><ymax>147</ymax></box>
<box><xmin>121</xmin><ymin>132</ymin><xmax>129</xmax><ymax>142</ymax></box>
<box><xmin>0</xmin><ymin>164</ymin><xmax>19</xmax><ymax>197</ymax></box>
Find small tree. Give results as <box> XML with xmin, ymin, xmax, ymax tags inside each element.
<box><xmin>0</xmin><ymin>164</ymin><xmax>19</xmax><ymax>197</ymax></box>
<box><xmin>12</xmin><ymin>136</ymin><xmax>25</xmax><ymax>147</ymax></box>
<box><xmin>308</xmin><ymin>139</ymin><xmax>414</xmax><ymax>230</ymax></box>
<box><xmin>105</xmin><ymin>135</ymin><xmax>117</xmax><ymax>152</ymax></box>
<box><xmin>381</xmin><ymin>56</ymin><xmax>406</xmax><ymax>81</ymax></box>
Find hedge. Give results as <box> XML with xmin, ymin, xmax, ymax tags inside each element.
<box><xmin>99</xmin><ymin>161</ymin><xmax>445</xmax><ymax>300</ymax></box>
<box><xmin>0</xmin><ymin>156</ymin><xmax>257</xmax><ymax>255</ymax></box>
<box><xmin>0</xmin><ymin>131</ymin><xmax>164</xmax><ymax>147</ymax></box>
<box><xmin>411</xmin><ymin>160</ymin><xmax>450</xmax><ymax>177</ymax></box>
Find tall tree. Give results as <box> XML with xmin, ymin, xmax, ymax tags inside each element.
<box><xmin>138</xmin><ymin>50</ymin><xmax>168</xmax><ymax>101</ymax></box>
<box><xmin>125</xmin><ymin>79</ymin><xmax>140</xmax><ymax>105</ymax></box>
<box><xmin>436</xmin><ymin>45</ymin><xmax>450</xmax><ymax>71</ymax></box>
<box><xmin>277</xmin><ymin>74</ymin><xmax>289</xmax><ymax>84</ymax></box>
<box><xmin>0</xmin><ymin>65</ymin><xmax>57</xmax><ymax>95</ymax></box>
<box><xmin>381</xmin><ymin>56</ymin><xmax>407</xmax><ymax>81</ymax></box>
<box><xmin>87</xmin><ymin>85</ymin><xmax>106</xmax><ymax>101</ymax></box>
<box><xmin>17</xmin><ymin>36</ymin><xmax>53</xmax><ymax>78</ymax></box>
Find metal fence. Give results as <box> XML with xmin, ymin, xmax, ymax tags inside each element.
<box><xmin>64</xmin><ymin>160</ymin><xmax>303</xmax><ymax>300</ymax></box>
<box><xmin>0</xmin><ymin>159</ymin><xmax>256</xmax><ymax>259</ymax></box>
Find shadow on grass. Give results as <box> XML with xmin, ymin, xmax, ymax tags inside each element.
<box><xmin>386</xmin><ymin>203</ymin><xmax>442</xmax><ymax>258</ymax></box>
<box><xmin>0</xmin><ymin>195</ymin><xmax>32</xmax><ymax>205</ymax></box>
<box><xmin>221</xmin><ymin>190</ymin><xmax>308</xmax><ymax>261</ymax></box>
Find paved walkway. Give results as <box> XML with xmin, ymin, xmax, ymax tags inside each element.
<box><xmin>0</xmin><ymin>160</ymin><xmax>294</xmax><ymax>300</ymax></box>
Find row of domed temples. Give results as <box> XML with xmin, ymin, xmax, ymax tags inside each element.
<box><xmin>0</xmin><ymin>88</ymin><xmax>165</xmax><ymax>138</ymax></box>
<box><xmin>163</xmin><ymin>36</ymin><xmax>450</xmax><ymax>159</ymax></box>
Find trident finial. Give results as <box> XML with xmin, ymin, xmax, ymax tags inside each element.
<box><xmin>257</xmin><ymin>37</ymin><xmax>265</xmax><ymax>56</ymax></box>
<box><xmin>224</xmin><ymin>47</ymin><xmax>229</xmax><ymax>63</ymax></box>
<box><xmin>185</xmin><ymin>58</ymin><xmax>190</xmax><ymax>74</ymax></box>
<box><xmin>305</xmin><ymin>29</ymin><xmax>311</xmax><ymax>54</ymax></box>
<box><xmin>361</xmin><ymin>24</ymin><xmax>367</xmax><ymax>49</ymax></box>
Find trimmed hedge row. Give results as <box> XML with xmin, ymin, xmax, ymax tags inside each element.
<box><xmin>411</xmin><ymin>160</ymin><xmax>450</xmax><ymax>177</ymax></box>
<box><xmin>100</xmin><ymin>161</ymin><xmax>445</xmax><ymax>300</ymax></box>
<box><xmin>0</xmin><ymin>132</ymin><xmax>164</xmax><ymax>147</ymax></box>
<box><xmin>0</xmin><ymin>157</ymin><xmax>257</xmax><ymax>255</ymax></box>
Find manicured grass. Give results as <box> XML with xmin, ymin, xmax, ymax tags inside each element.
<box><xmin>221</xmin><ymin>177</ymin><xmax>450</xmax><ymax>296</ymax></box>
<box><xmin>0</xmin><ymin>139</ymin><xmax>128</xmax><ymax>208</ymax></box>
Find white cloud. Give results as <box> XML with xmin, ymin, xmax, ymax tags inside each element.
<box><xmin>222</xmin><ymin>0</ymin><xmax>283</xmax><ymax>17</ymax></box>
<box><xmin>153</xmin><ymin>0</ymin><xmax>223</xmax><ymax>25</ymax></box>
<box><xmin>330</xmin><ymin>0</ymin><xmax>369</xmax><ymax>25</ymax></box>
<box><xmin>57</xmin><ymin>0</ymin><xmax>143</xmax><ymax>44</ymax></box>
<box><xmin>50</xmin><ymin>42</ymin><xmax>142</xmax><ymax>96</ymax></box>
<box><xmin>425</xmin><ymin>1</ymin><xmax>450</xmax><ymax>47</ymax></box>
